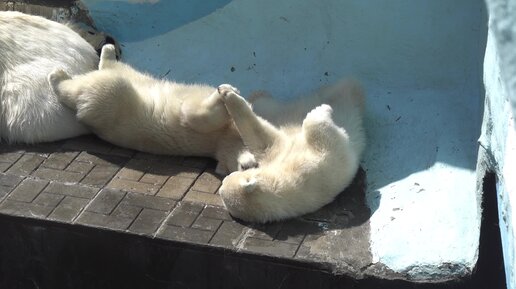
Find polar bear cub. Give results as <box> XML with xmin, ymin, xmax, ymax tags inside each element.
<box><xmin>0</xmin><ymin>12</ymin><xmax>98</xmax><ymax>143</ymax></box>
<box><xmin>49</xmin><ymin>44</ymin><xmax>251</xmax><ymax>175</ymax></box>
<box><xmin>218</xmin><ymin>83</ymin><xmax>365</xmax><ymax>223</ymax></box>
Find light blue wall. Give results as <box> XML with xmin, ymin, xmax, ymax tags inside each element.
<box><xmin>82</xmin><ymin>0</ymin><xmax>488</xmax><ymax>281</ymax></box>
<box><xmin>482</xmin><ymin>0</ymin><xmax>516</xmax><ymax>287</ymax></box>
<box><xmin>83</xmin><ymin>0</ymin><xmax>485</xmax><ymax>98</ymax></box>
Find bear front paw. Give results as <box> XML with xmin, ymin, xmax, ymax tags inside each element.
<box><xmin>217</xmin><ymin>84</ymin><xmax>240</xmax><ymax>100</ymax></box>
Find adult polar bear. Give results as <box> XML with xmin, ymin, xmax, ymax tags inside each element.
<box><xmin>0</xmin><ymin>12</ymin><xmax>98</xmax><ymax>143</ymax></box>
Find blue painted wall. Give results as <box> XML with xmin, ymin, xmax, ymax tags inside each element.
<box><xmin>84</xmin><ymin>0</ymin><xmax>485</xmax><ymax>98</ymax></box>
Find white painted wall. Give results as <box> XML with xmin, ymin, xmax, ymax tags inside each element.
<box><xmin>82</xmin><ymin>0</ymin><xmax>487</xmax><ymax>280</ymax></box>
<box><xmin>482</xmin><ymin>0</ymin><xmax>516</xmax><ymax>287</ymax></box>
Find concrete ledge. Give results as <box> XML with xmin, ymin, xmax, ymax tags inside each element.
<box><xmin>0</xmin><ymin>212</ymin><xmax>493</xmax><ymax>289</ymax></box>
<box><xmin>0</xmin><ymin>136</ymin><xmax>505</xmax><ymax>289</ymax></box>
<box><xmin>0</xmin><ymin>136</ymin><xmax>375</xmax><ymax>281</ymax></box>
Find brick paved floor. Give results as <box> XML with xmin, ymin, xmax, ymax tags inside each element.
<box><xmin>0</xmin><ymin>135</ymin><xmax>372</xmax><ymax>276</ymax></box>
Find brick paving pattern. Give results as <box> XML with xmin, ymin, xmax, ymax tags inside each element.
<box><xmin>0</xmin><ymin>135</ymin><xmax>371</xmax><ymax>267</ymax></box>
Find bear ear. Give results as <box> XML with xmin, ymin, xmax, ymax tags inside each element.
<box><xmin>240</xmin><ymin>177</ymin><xmax>257</xmax><ymax>193</ymax></box>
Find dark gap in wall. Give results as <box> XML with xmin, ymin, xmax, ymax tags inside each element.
<box><xmin>471</xmin><ymin>172</ymin><xmax>507</xmax><ymax>289</ymax></box>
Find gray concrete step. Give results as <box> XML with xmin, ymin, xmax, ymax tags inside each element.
<box><xmin>0</xmin><ymin>136</ymin><xmax>505</xmax><ymax>288</ymax></box>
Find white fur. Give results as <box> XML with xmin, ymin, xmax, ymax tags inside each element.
<box><xmin>0</xmin><ymin>12</ymin><xmax>98</xmax><ymax>143</ymax></box>
<box><xmin>218</xmin><ymin>81</ymin><xmax>366</xmax><ymax>223</ymax></box>
<box><xmin>48</xmin><ymin>42</ymin><xmax>365</xmax><ymax>222</ymax></box>
<box><xmin>49</xmin><ymin>45</ymin><xmax>249</xmax><ymax>175</ymax></box>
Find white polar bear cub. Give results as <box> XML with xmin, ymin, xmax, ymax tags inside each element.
<box><xmin>49</xmin><ymin>42</ymin><xmax>365</xmax><ymax>222</ymax></box>
<box><xmin>218</xmin><ymin>82</ymin><xmax>366</xmax><ymax>223</ymax></box>
<box><xmin>49</xmin><ymin>44</ymin><xmax>251</xmax><ymax>175</ymax></box>
<box><xmin>0</xmin><ymin>12</ymin><xmax>98</xmax><ymax>143</ymax></box>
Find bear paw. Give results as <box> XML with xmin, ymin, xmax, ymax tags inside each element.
<box><xmin>305</xmin><ymin>104</ymin><xmax>333</xmax><ymax>125</ymax></box>
<box><xmin>100</xmin><ymin>44</ymin><xmax>117</xmax><ymax>61</ymax></box>
<box><xmin>217</xmin><ymin>84</ymin><xmax>240</xmax><ymax>99</ymax></box>
<box><xmin>238</xmin><ymin>151</ymin><xmax>259</xmax><ymax>171</ymax></box>
<box><xmin>48</xmin><ymin>69</ymin><xmax>70</xmax><ymax>88</ymax></box>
